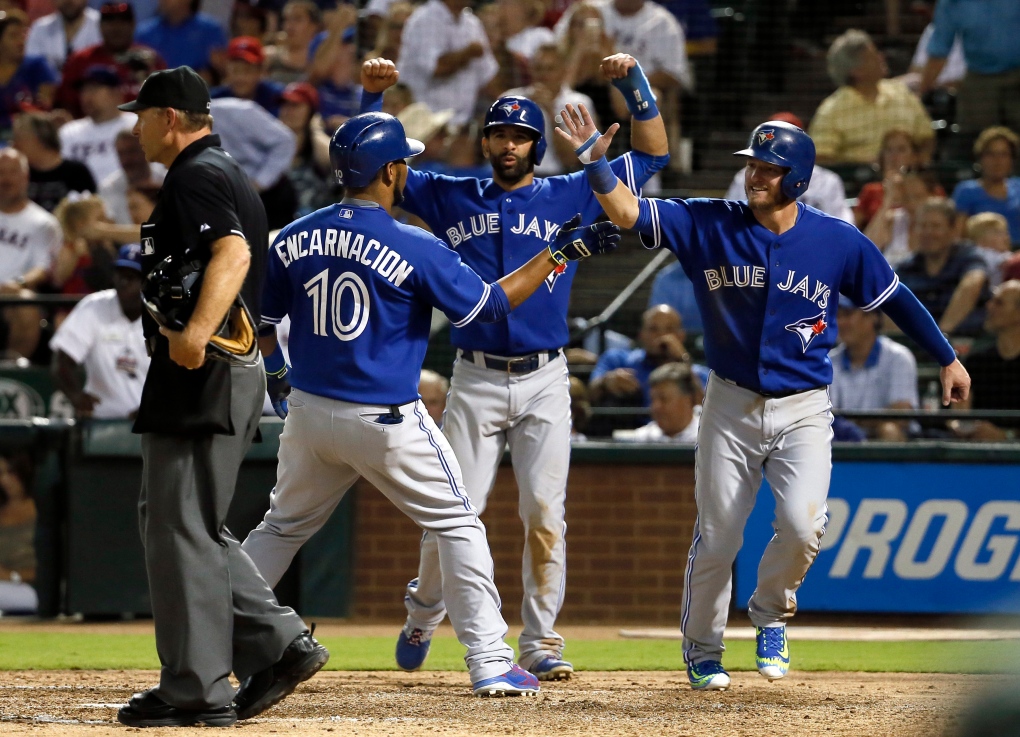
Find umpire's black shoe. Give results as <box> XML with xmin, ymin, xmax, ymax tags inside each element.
<box><xmin>233</xmin><ymin>630</ymin><xmax>330</xmax><ymax>720</ymax></box>
<box><xmin>117</xmin><ymin>689</ymin><xmax>237</xmax><ymax>727</ymax></box>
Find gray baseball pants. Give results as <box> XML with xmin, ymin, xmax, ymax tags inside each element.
<box><xmin>681</xmin><ymin>373</ymin><xmax>833</xmax><ymax>665</ymax></box>
<box><xmin>242</xmin><ymin>389</ymin><xmax>515</xmax><ymax>683</ymax></box>
<box><xmin>139</xmin><ymin>361</ymin><xmax>307</xmax><ymax>710</ymax></box>
<box><xmin>404</xmin><ymin>352</ymin><xmax>571</xmax><ymax>671</ymax></box>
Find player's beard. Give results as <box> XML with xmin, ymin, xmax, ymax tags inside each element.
<box><xmin>745</xmin><ymin>183</ymin><xmax>791</xmax><ymax>213</ymax></box>
<box><xmin>490</xmin><ymin>149</ymin><xmax>534</xmax><ymax>186</ymax></box>
<box><xmin>393</xmin><ymin>181</ymin><xmax>405</xmax><ymax>207</ymax></box>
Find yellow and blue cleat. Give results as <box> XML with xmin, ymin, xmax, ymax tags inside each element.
<box><xmin>755</xmin><ymin>625</ymin><xmax>790</xmax><ymax>681</ymax></box>
<box><xmin>686</xmin><ymin>660</ymin><xmax>730</xmax><ymax>690</ymax></box>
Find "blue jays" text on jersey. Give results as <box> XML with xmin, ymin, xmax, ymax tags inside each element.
<box><xmin>262</xmin><ymin>201</ymin><xmax>508</xmax><ymax>405</ymax></box>
<box><xmin>401</xmin><ymin>152</ymin><xmax>663</xmax><ymax>355</ymax></box>
<box><xmin>636</xmin><ymin>199</ymin><xmax>899</xmax><ymax>393</ymax></box>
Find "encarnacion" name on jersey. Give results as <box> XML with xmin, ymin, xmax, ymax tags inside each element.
<box><xmin>275</xmin><ymin>229</ymin><xmax>414</xmax><ymax>287</ymax></box>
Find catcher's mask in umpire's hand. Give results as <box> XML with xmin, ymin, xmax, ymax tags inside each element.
<box><xmin>142</xmin><ymin>253</ymin><xmax>259</xmax><ymax>367</ymax></box>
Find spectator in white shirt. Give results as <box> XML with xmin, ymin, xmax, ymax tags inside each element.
<box><xmin>613</xmin><ymin>361</ymin><xmax>703</xmax><ymax>444</ymax></box>
<box><xmin>49</xmin><ymin>243</ymin><xmax>148</xmax><ymax>419</ymax></box>
<box><xmin>502</xmin><ymin>0</ymin><xmax>555</xmax><ymax>66</ymax></box>
<box><xmin>59</xmin><ymin>65</ymin><xmax>136</xmax><ymax>185</ymax></box>
<box><xmin>397</xmin><ymin>0</ymin><xmax>499</xmax><ymax>125</ymax></box>
<box><xmin>829</xmin><ymin>295</ymin><xmax>919</xmax><ymax>441</ymax></box>
<box><xmin>0</xmin><ymin>149</ymin><xmax>63</xmax><ymax>363</ymax></box>
<box><xmin>209</xmin><ymin>97</ymin><xmax>298</xmax><ymax>229</ymax></box>
<box><xmin>965</xmin><ymin>212</ymin><xmax>1012</xmax><ymax>289</ymax></box>
<box><xmin>504</xmin><ymin>43</ymin><xmax>597</xmax><ymax>176</ymax></box>
<box><xmin>99</xmin><ymin>129</ymin><xmax>165</xmax><ymax>225</ymax></box>
<box><xmin>724</xmin><ymin>112</ymin><xmax>854</xmax><ymax>224</ymax></box>
<box><xmin>556</xmin><ymin>0</ymin><xmax>692</xmax><ymax>92</ymax></box>
<box><xmin>26</xmin><ymin>0</ymin><xmax>102</xmax><ymax>76</ymax></box>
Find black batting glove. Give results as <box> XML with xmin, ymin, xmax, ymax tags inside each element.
<box><xmin>548</xmin><ymin>213</ymin><xmax>622</xmax><ymax>266</ymax></box>
<box><xmin>266</xmin><ymin>364</ymin><xmax>292</xmax><ymax>419</ymax></box>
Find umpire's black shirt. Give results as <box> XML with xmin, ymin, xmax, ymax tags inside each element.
<box><xmin>133</xmin><ymin>133</ymin><xmax>268</xmax><ymax>435</ymax></box>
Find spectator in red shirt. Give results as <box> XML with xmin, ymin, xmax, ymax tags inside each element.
<box><xmin>56</xmin><ymin>2</ymin><xmax>165</xmax><ymax>118</ymax></box>
<box><xmin>854</xmin><ymin>128</ymin><xmax>932</xmax><ymax>229</ymax></box>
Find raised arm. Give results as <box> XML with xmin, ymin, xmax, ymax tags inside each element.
<box><xmin>359</xmin><ymin>58</ymin><xmax>400</xmax><ymax>113</ymax></box>
<box><xmin>556</xmin><ymin>103</ymin><xmax>641</xmax><ymax>227</ymax></box>
<box><xmin>599</xmin><ymin>54</ymin><xmax>669</xmax><ymax>157</ymax></box>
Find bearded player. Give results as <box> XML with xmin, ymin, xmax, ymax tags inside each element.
<box><xmin>359</xmin><ymin>54</ymin><xmax>670</xmax><ymax>680</ymax></box>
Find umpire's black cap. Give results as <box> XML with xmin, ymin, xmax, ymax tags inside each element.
<box><xmin>118</xmin><ymin>66</ymin><xmax>211</xmax><ymax>113</ymax></box>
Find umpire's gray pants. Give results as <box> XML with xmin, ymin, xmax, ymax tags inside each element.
<box><xmin>139</xmin><ymin>361</ymin><xmax>307</xmax><ymax>710</ymax></box>
<box><xmin>681</xmin><ymin>374</ymin><xmax>832</xmax><ymax>665</ymax></box>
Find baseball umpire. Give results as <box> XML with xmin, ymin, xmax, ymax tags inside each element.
<box><xmin>558</xmin><ymin>106</ymin><xmax>971</xmax><ymax>690</ymax></box>
<box><xmin>115</xmin><ymin>67</ymin><xmax>327</xmax><ymax>728</ymax></box>
<box><xmin>240</xmin><ymin>112</ymin><xmax>620</xmax><ymax>696</ymax></box>
<box><xmin>359</xmin><ymin>54</ymin><xmax>669</xmax><ymax>681</ymax></box>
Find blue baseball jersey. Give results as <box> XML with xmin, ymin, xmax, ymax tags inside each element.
<box><xmin>636</xmin><ymin>199</ymin><xmax>899</xmax><ymax>393</ymax></box>
<box><xmin>262</xmin><ymin>201</ymin><xmax>507</xmax><ymax>405</ymax></box>
<box><xmin>401</xmin><ymin>152</ymin><xmax>662</xmax><ymax>355</ymax></box>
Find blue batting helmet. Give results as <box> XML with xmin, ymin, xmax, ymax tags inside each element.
<box><xmin>483</xmin><ymin>96</ymin><xmax>546</xmax><ymax>165</ymax></box>
<box><xmin>329</xmin><ymin>112</ymin><xmax>425</xmax><ymax>188</ymax></box>
<box><xmin>733</xmin><ymin>121</ymin><xmax>815</xmax><ymax>200</ymax></box>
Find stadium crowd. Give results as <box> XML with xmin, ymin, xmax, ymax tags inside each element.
<box><xmin>0</xmin><ymin>0</ymin><xmax>1016</xmax><ymax>444</ymax></box>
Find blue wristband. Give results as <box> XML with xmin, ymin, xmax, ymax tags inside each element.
<box><xmin>611</xmin><ymin>62</ymin><xmax>658</xmax><ymax>121</ymax></box>
<box><xmin>360</xmin><ymin>89</ymin><xmax>383</xmax><ymax>114</ymax></box>
<box><xmin>584</xmin><ymin>156</ymin><xmax>617</xmax><ymax>195</ymax></box>
<box><xmin>264</xmin><ymin>344</ymin><xmax>287</xmax><ymax>376</ymax></box>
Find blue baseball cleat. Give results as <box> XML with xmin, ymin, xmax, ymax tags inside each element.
<box><xmin>686</xmin><ymin>660</ymin><xmax>730</xmax><ymax>690</ymax></box>
<box><xmin>529</xmin><ymin>657</ymin><xmax>574</xmax><ymax>681</ymax></box>
<box><xmin>395</xmin><ymin>626</ymin><xmax>433</xmax><ymax>671</ymax></box>
<box><xmin>755</xmin><ymin>625</ymin><xmax>790</xmax><ymax>681</ymax></box>
<box><xmin>472</xmin><ymin>665</ymin><xmax>541</xmax><ymax>697</ymax></box>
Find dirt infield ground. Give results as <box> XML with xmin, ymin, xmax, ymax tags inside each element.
<box><xmin>0</xmin><ymin>669</ymin><xmax>994</xmax><ymax>736</ymax></box>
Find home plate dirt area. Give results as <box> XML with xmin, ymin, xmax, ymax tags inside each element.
<box><xmin>0</xmin><ymin>670</ymin><xmax>995</xmax><ymax>737</ymax></box>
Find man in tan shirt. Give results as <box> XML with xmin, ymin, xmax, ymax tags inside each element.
<box><xmin>809</xmin><ymin>29</ymin><xmax>934</xmax><ymax>166</ymax></box>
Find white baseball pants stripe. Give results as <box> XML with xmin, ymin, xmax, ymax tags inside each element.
<box><xmin>681</xmin><ymin>374</ymin><xmax>833</xmax><ymax>665</ymax></box>
<box><xmin>241</xmin><ymin>389</ymin><xmax>515</xmax><ymax>682</ymax></box>
<box><xmin>405</xmin><ymin>353</ymin><xmax>571</xmax><ymax>670</ymax></box>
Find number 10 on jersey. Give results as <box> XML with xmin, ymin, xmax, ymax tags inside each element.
<box><xmin>303</xmin><ymin>269</ymin><xmax>371</xmax><ymax>341</ymax></box>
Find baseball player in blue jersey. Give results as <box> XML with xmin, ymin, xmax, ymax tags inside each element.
<box><xmin>240</xmin><ymin>112</ymin><xmax>620</xmax><ymax>697</ymax></box>
<box><xmin>358</xmin><ymin>54</ymin><xmax>670</xmax><ymax>681</ymax></box>
<box><xmin>558</xmin><ymin>105</ymin><xmax>971</xmax><ymax>689</ymax></box>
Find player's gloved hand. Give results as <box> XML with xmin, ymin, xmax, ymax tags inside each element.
<box><xmin>266</xmin><ymin>364</ymin><xmax>292</xmax><ymax>419</ymax></box>
<box><xmin>548</xmin><ymin>213</ymin><xmax>621</xmax><ymax>266</ymax></box>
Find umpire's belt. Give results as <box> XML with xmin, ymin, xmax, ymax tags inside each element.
<box><xmin>460</xmin><ymin>349</ymin><xmax>561</xmax><ymax>375</ymax></box>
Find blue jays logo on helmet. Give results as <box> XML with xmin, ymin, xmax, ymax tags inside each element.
<box><xmin>734</xmin><ymin>120</ymin><xmax>816</xmax><ymax>200</ymax></box>
<box><xmin>484</xmin><ymin>96</ymin><xmax>546</xmax><ymax>165</ymax></box>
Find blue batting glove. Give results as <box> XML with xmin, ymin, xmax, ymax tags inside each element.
<box><xmin>267</xmin><ymin>364</ymin><xmax>291</xmax><ymax>419</ymax></box>
<box><xmin>548</xmin><ymin>214</ymin><xmax>621</xmax><ymax>266</ymax></box>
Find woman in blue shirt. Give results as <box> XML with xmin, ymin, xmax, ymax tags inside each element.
<box><xmin>0</xmin><ymin>12</ymin><xmax>57</xmax><ymax>140</ymax></box>
<box><xmin>952</xmin><ymin>126</ymin><xmax>1020</xmax><ymax>245</ymax></box>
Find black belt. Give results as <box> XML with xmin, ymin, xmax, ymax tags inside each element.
<box><xmin>720</xmin><ymin>376</ymin><xmax>820</xmax><ymax>399</ymax></box>
<box><xmin>466</xmin><ymin>350</ymin><xmax>561</xmax><ymax>374</ymax></box>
